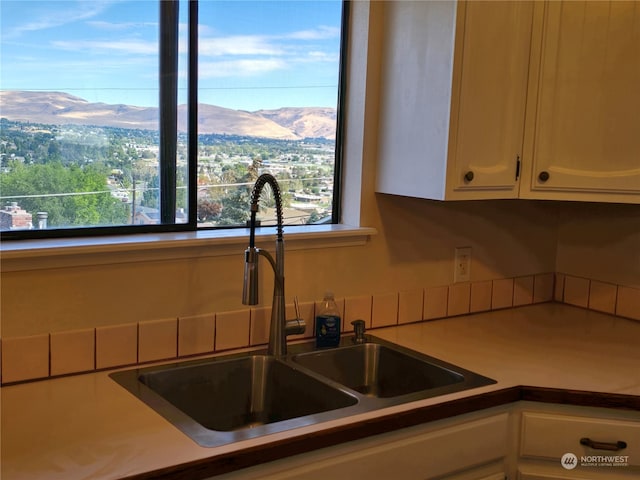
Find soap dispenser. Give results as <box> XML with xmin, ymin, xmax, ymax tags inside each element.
<box><xmin>315</xmin><ymin>291</ymin><xmax>341</xmax><ymax>348</ymax></box>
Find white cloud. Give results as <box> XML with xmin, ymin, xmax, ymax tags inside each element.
<box><xmin>2</xmin><ymin>1</ymin><xmax>116</xmax><ymax>39</ymax></box>
<box><xmin>195</xmin><ymin>26</ymin><xmax>339</xmax><ymax>79</ymax></box>
<box><xmin>286</xmin><ymin>26</ymin><xmax>340</xmax><ymax>41</ymax></box>
<box><xmin>51</xmin><ymin>39</ymin><xmax>157</xmax><ymax>55</ymax></box>
<box><xmin>199</xmin><ymin>35</ymin><xmax>284</xmax><ymax>57</ymax></box>
<box><xmin>199</xmin><ymin>59</ymin><xmax>286</xmax><ymax>78</ymax></box>
<box><xmin>197</xmin><ymin>24</ymin><xmax>339</xmax><ymax>59</ymax></box>
<box><xmin>305</xmin><ymin>51</ymin><xmax>339</xmax><ymax>62</ymax></box>
<box><xmin>85</xmin><ymin>20</ymin><xmax>158</xmax><ymax>31</ymax></box>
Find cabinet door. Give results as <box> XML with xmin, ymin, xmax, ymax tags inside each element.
<box><xmin>376</xmin><ymin>0</ymin><xmax>458</xmax><ymax>200</ymax></box>
<box><xmin>447</xmin><ymin>1</ymin><xmax>533</xmax><ymax>198</ymax></box>
<box><xmin>214</xmin><ymin>413</ymin><xmax>509</xmax><ymax>480</ymax></box>
<box><xmin>376</xmin><ymin>1</ymin><xmax>533</xmax><ymax>200</ymax></box>
<box><xmin>522</xmin><ymin>1</ymin><xmax>640</xmax><ymax>202</ymax></box>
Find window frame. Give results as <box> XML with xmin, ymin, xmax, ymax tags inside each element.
<box><xmin>0</xmin><ymin>0</ymin><xmax>349</xmax><ymax>241</ymax></box>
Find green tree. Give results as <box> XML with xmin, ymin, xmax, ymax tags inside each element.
<box><xmin>143</xmin><ymin>175</ymin><xmax>160</xmax><ymax>209</ymax></box>
<box><xmin>1</xmin><ymin>160</ymin><xmax>128</xmax><ymax>227</ymax></box>
<box><xmin>306</xmin><ymin>210</ymin><xmax>324</xmax><ymax>224</ymax></box>
<box><xmin>217</xmin><ymin>186</ymin><xmax>251</xmax><ymax>225</ymax></box>
<box><xmin>197</xmin><ymin>197</ymin><xmax>222</xmax><ymax>222</ymax></box>
<box><xmin>215</xmin><ymin>157</ymin><xmax>262</xmax><ymax>225</ymax></box>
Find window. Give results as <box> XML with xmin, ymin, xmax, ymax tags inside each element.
<box><xmin>0</xmin><ymin>0</ymin><xmax>346</xmax><ymax>239</ymax></box>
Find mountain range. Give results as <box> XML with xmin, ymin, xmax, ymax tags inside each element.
<box><xmin>0</xmin><ymin>91</ymin><xmax>337</xmax><ymax>140</ymax></box>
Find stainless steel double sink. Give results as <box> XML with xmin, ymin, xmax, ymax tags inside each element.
<box><xmin>110</xmin><ymin>336</ymin><xmax>495</xmax><ymax>447</ymax></box>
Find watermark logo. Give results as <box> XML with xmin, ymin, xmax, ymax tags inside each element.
<box><xmin>580</xmin><ymin>455</ymin><xmax>630</xmax><ymax>468</ymax></box>
<box><xmin>561</xmin><ymin>452</ymin><xmax>630</xmax><ymax>469</ymax></box>
<box><xmin>561</xmin><ymin>453</ymin><xmax>578</xmax><ymax>470</ymax></box>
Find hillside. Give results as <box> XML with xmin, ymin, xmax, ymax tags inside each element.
<box><xmin>256</xmin><ymin>107</ymin><xmax>337</xmax><ymax>140</ymax></box>
<box><xmin>0</xmin><ymin>91</ymin><xmax>336</xmax><ymax>140</ymax></box>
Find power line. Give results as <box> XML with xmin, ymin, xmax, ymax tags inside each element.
<box><xmin>0</xmin><ymin>190</ymin><xmax>113</xmax><ymax>200</ymax></box>
<box><xmin>0</xmin><ymin>176</ymin><xmax>333</xmax><ymax>201</ymax></box>
<box><xmin>10</xmin><ymin>85</ymin><xmax>337</xmax><ymax>92</ymax></box>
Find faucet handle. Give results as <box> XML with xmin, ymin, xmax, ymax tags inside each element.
<box><xmin>294</xmin><ymin>296</ymin><xmax>301</xmax><ymax>320</ymax></box>
<box><xmin>285</xmin><ymin>296</ymin><xmax>306</xmax><ymax>336</ymax></box>
<box><xmin>351</xmin><ymin>319</ymin><xmax>366</xmax><ymax>343</ymax></box>
<box><xmin>285</xmin><ymin>317</ymin><xmax>306</xmax><ymax>336</ymax></box>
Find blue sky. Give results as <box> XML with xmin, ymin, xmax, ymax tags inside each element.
<box><xmin>0</xmin><ymin>0</ymin><xmax>342</xmax><ymax>110</ymax></box>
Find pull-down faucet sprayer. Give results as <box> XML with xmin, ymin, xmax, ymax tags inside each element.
<box><xmin>242</xmin><ymin>173</ymin><xmax>305</xmax><ymax>356</ymax></box>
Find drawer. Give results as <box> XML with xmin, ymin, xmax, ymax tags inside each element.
<box><xmin>520</xmin><ymin>412</ymin><xmax>640</xmax><ymax>467</ymax></box>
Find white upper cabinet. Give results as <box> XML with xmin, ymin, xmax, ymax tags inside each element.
<box><xmin>376</xmin><ymin>0</ymin><xmax>534</xmax><ymax>200</ymax></box>
<box><xmin>520</xmin><ymin>1</ymin><xmax>640</xmax><ymax>202</ymax></box>
<box><xmin>376</xmin><ymin>0</ymin><xmax>640</xmax><ymax>203</ymax></box>
<box><xmin>449</xmin><ymin>1</ymin><xmax>533</xmax><ymax>198</ymax></box>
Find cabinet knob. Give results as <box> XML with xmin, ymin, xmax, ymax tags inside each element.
<box><xmin>538</xmin><ymin>171</ymin><xmax>550</xmax><ymax>182</ymax></box>
<box><xmin>464</xmin><ymin>171</ymin><xmax>474</xmax><ymax>182</ymax></box>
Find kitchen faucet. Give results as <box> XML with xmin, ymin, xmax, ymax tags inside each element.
<box><xmin>242</xmin><ymin>173</ymin><xmax>305</xmax><ymax>356</ymax></box>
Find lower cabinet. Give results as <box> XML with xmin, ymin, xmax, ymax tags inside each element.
<box><xmin>213</xmin><ymin>408</ymin><xmax>510</xmax><ymax>480</ymax></box>
<box><xmin>211</xmin><ymin>402</ymin><xmax>640</xmax><ymax>480</ymax></box>
<box><xmin>515</xmin><ymin>402</ymin><xmax>640</xmax><ymax>480</ymax></box>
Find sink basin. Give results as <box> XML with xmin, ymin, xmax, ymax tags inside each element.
<box><xmin>292</xmin><ymin>343</ymin><xmax>463</xmax><ymax>398</ymax></box>
<box><xmin>111</xmin><ymin>336</ymin><xmax>495</xmax><ymax>447</ymax></box>
<box><xmin>139</xmin><ymin>355</ymin><xmax>357</xmax><ymax>431</ymax></box>
<box><xmin>112</xmin><ymin>353</ymin><xmax>357</xmax><ymax>446</ymax></box>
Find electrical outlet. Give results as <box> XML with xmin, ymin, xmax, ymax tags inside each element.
<box><xmin>454</xmin><ymin>247</ymin><xmax>471</xmax><ymax>283</ymax></box>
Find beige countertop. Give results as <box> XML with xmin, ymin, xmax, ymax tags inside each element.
<box><xmin>2</xmin><ymin>303</ymin><xmax>640</xmax><ymax>480</ymax></box>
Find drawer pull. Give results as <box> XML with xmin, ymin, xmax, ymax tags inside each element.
<box><xmin>580</xmin><ymin>437</ymin><xmax>627</xmax><ymax>451</ymax></box>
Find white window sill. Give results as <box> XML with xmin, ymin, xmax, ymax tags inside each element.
<box><xmin>0</xmin><ymin>224</ymin><xmax>377</xmax><ymax>272</ymax></box>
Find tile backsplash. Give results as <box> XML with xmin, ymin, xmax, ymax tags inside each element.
<box><xmin>178</xmin><ymin>313</ymin><xmax>216</xmax><ymax>357</ymax></box>
<box><xmin>215</xmin><ymin>310</ymin><xmax>250</xmax><ymax>351</ymax></box>
<box><xmin>2</xmin><ymin>271</ymin><xmax>638</xmax><ymax>385</ymax></box>
<box><xmin>138</xmin><ymin>318</ymin><xmax>178</xmax><ymax>363</ymax></box>
<box><xmin>96</xmin><ymin>323</ymin><xmax>137</xmax><ymax>369</ymax></box>
<box><xmin>556</xmin><ymin>273</ymin><xmax>640</xmax><ymax>320</ymax></box>
<box><xmin>1</xmin><ymin>334</ymin><xmax>49</xmax><ymax>383</ymax></box>
<box><xmin>50</xmin><ymin>328</ymin><xmax>95</xmax><ymax>376</ymax></box>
